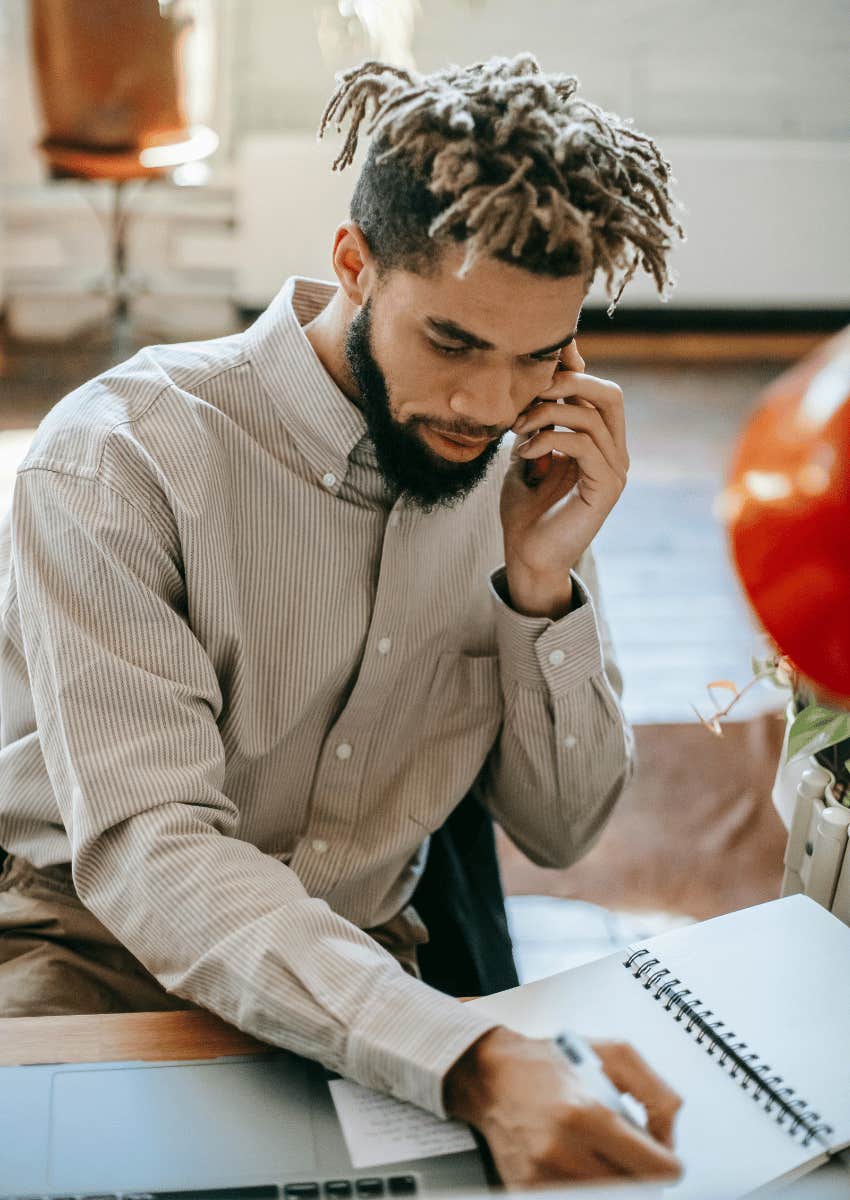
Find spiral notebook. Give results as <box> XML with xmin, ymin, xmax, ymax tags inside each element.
<box><xmin>469</xmin><ymin>895</ymin><xmax>850</xmax><ymax>1197</ymax></box>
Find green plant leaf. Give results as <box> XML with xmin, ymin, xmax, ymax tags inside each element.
<box><xmin>787</xmin><ymin>704</ymin><xmax>850</xmax><ymax>763</ymax></box>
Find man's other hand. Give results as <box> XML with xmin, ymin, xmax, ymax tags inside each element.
<box><xmin>443</xmin><ymin>1026</ymin><xmax>683</xmax><ymax>1186</ymax></box>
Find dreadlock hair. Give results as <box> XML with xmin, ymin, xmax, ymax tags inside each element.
<box><xmin>317</xmin><ymin>53</ymin><xmax>685</xmax><ymax>315</ymax></box>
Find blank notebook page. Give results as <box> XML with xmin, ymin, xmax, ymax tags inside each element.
<box><xmin>469</xmin><ymin>895</ymin><xmax>850</xmax><ymax>1197</ymax></box>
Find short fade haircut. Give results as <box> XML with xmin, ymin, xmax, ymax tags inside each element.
<box><xmin>318</xmin><ymin>53</ymin><xmax>685</xmax><ymax>314</ymax></box>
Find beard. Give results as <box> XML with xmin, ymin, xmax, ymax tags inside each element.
<box><xmin>344</xmin><ymin>300</ymin><xmax>504</xmax><ymax>513</ymax></box>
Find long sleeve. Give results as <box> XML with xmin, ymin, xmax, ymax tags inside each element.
<box><xmin>480</xmin><ymin>545</ymin><xmax>634</xmax><ymax>868</ymax></box>
<box><xmin>10</xmin><ymin>466</ymin><xmax>498</xmax><ymax>1116</ymax></box>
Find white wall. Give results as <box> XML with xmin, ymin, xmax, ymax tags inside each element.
<box><xmin>228</xmin><ymin>0</ymin><xmax>850</xmax><ymax>311</ymax></box>
<box><xmin>2</xmin><ymin>0</ymin><xmax>848</xmax><ymax>333</ymax></box>
<box><xmin>226</xmin><ymin>0</ymin><xmax>850</xmax><ymax>142</ymax></box>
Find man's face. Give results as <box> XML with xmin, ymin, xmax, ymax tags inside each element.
<box><xmin>344</xmin><ymin>245</ymin><xmax>587</xmax><ymax>512</ymax></box>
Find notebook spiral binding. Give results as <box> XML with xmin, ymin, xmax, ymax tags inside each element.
<box><xmin>623</xmin><ymin>948</ymin><xmax>835</xmax><ymax>1149</ymax></box>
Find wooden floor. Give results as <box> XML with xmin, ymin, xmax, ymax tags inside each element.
<box><xmin>589</xmin><ymin>356</ymin><xmax>783</xmax><ymax>724</ymax></box>
<box><xmin>0</xmin><ymin>319</ymin><xmax>799</xmax><ymax>726</ymax></box>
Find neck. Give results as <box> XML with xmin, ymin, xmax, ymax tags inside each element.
<box><xmin>302</xmin><ymin>290</ymin><xmax>363</xmax><ymax>409</ymax></box>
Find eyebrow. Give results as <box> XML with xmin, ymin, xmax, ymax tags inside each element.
<box><xmin>425</xmin><ymin>316</ymin><xmax>578</xmax><ymax>357</ymax></box>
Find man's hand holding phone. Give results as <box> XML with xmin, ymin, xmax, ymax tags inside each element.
<box><xmin>500</xmin><ymin>339</ymin><xmax>630</xmax><ymax>618</ymax></box>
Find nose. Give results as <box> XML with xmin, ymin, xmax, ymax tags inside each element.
<box><xmin>448</xmin><ymin>365</ymin><xmax>518</xmax><ymax>435</ymax></box>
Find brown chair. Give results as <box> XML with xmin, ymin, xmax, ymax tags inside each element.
<box><xmin>29</xmin><ymin>0</ymin><xmax>218</xmax><ymax>323</ymax></box>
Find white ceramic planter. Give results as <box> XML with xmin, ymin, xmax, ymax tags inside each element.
<box><xmin>826</xmin><ymin>781</ymin><xmax>849</xmax><ymax>810</ymax></box>
<box><xmin>771</xmin><ymin>700</ymin><xmax>835</xmax><ymax>830</ymax></box>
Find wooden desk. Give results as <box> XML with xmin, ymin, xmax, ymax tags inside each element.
<box><xmin>0</xmin><ymin>999</ymin><xmax>476</xmax><ymax>1067</ymax></box>
<box><xmin>0</xmin><ymin>1009</ymin><xmax>274</xmax><ymax>1067</ymax></box>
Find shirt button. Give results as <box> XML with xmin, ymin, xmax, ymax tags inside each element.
<box><xmin>335</xmin><ymin>742</ymin><xmax>353</xmax><ymax>760</ymax></box>
<box><xmin>563</xmin><ymin>734</ymin><xmax>578</xmax><ymax>749</ymax></box>
<box><xmin>322</xmin><ymin>472</ymin><xmax>337</xmax><ymax>489</ymax></box>
<box><xmin>548</xmin><ymin>649</ymin><xmax>566</xmax><ymax>666</ymax></box>
<box><xmin>311</xmin><ymin>838</ymin><xmax>328</xmax><ymax>854</ymax></box>
<box><xmin>377</xmin><ymin>637</ymin><xmax>392</xmax><ymax>655</ymax></box>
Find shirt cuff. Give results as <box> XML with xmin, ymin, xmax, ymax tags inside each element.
<box><xmin>346</xmin><ymin>970</ymin><xmax>501</xmax><ymax>1117</ymax></box>
<box><xmin>488</xmin><ymin>564</ymin><xmax>604</xmax><ymax>694</ymax></box>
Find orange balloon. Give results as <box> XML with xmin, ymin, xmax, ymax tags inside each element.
<box><xmin>724</xmin><ymin>327</ymin><xmax>850</xmax><ymax>702</ymax></box>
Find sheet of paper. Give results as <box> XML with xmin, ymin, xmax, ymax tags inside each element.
<box><xmin>327</xmin><ymin>1078</ymin><xmax>477</xmax><ymax>1170</ymax></box>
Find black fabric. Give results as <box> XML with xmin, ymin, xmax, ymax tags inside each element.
<box><xmin>411</xmin><ymin>788</ymin><xmax>519</xmax><ymax>998</ymax></box>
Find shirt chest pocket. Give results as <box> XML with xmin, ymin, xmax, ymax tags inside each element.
<box><xmin>408</xmin><ymin>650</ymin><xmax>503</xmax><ymax>832</ymax></box>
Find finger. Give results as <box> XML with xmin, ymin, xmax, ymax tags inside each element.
<box><xmin>561</xmin><ymin>339</ymin><xmax>586</xmax><ymax>373</ymax></box>
<box><xmin>486</xmin><ymin>1129</ymin><xmax>620</xmax><ymax>1187</ymax></box>
<box><xmin>592</xmin><ymin>1040</ymin><xmax>683</xmax><ymax>1149</ymax></box>
<box><xmin>517</xmin><ymin>429</ymin><xmax>614</xmax><ymax>490</ymax></box>
<box><xmin>514</xmin><ymin>401</ymin><xmax>623</xmax><ymax>476</ymax></box>
<box><xmin>535</xmin><ymin>1139</ymin><xmax>625</xmax><ymax>1183</ymax></box>
<box><xmin>537</xmin><ymin>370</ymin><xmax>627</xmax><ymax>460</ymax></box>
<box><xmin>594</xmin><ymin>1040</ymin><xmax>683</xmax><ymax>1147</ymax></box>
<box><xmin>553</xmin><ymin>1149</ymin><xmax>625</xmax><ymax>1182</ymax></box>
<box><xmin>579</xmin><ymin>1104</ymin><xmax>683</xmax><ymax>1179</ymax></box>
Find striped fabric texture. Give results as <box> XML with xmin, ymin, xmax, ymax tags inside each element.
<box><xmin>0</xmin><ymin>277</ymin><xmax>633</xmax><ymax>1115</ymax></box>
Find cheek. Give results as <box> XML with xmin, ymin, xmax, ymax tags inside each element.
<box><xmin>373</xmin><ymin>325</ymin><xmax>425</xmax><ymax>383</ymax></box>
<box><xmin>500</xmin><ymin>366</ymin><xmax>555</xmax><ymax>413</ymax></box>
<box><xmin>523</xmin><ymin>364</ymin><xmax>560</xmax><ymax>400</ymax></box>
<box><xmin>385</xmin><ymin>349</ymin><xmax>454</xmax><ymax>419</ymax></box>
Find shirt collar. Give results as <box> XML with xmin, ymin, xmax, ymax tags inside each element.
<box><xmin>244</xmin><ymin>276</ymin><xmax>368</xmax><ymax>493</ymax></box>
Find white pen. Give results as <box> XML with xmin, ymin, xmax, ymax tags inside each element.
<box><xmin>555</xmin><ymin>1029</ymin><xmax>646</xmax><ymax>1129</ymax></box>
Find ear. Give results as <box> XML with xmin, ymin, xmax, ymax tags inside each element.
<box><xmin>330</xmin><ymin>223</ymin><xmax>377</xmax><ymax>307</ymax></box>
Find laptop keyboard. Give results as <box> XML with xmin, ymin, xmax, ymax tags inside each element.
<box><xmin>2</xmin><ymin>1175</ymin><xmax>420</xmax><ymax>1200</ymax></box>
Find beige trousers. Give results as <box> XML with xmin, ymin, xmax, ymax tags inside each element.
<box><xmin>0</xmin><ymin>854</ymin><xmax>196</xmax><ymax>1017</ymax></box>
<box><xmin>0</xmin><ymin>853</ymin><xmax>423</xmax><ymax>1018</ymax></box>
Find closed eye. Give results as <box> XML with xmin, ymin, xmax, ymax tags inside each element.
<box><xmin>430</xmin><ymin>340</ymin><xmax>560</xmax><ymax>364</ymax></box>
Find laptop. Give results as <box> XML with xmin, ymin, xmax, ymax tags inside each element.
<box><xmin>0</xmin><ymin>1050</ymin><xmax>489</xmax><ymax>1198</ymax></box>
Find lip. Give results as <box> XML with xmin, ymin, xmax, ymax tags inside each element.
<box><xmin>441</xmin><ymin>432</ymin><xmax>491</xmax><ymax>446</ymax></box>
<box><xmin>428</xmin><ymin>428</ymin><xmax>491</xmax><ymax>448</ymax></box>
<box><xmin>423</xmin><ymin>426</ymin><xmax>493</xmax><ymax>461</ymax></box>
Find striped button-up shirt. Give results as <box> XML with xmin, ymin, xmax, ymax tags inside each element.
<box><xmin>0</xmin><ymin>276</ymin><xmax>633</xmax><ymax>1116</ymax></box>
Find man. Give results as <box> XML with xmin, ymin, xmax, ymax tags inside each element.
<box><xmin>0</xmin><ymin>54</ymin><xmax>685</xmax><ymax>1183</ymax></box>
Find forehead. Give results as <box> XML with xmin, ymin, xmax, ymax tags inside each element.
<box><xmin>379</xmin><ymin>246</ymin><xmax>587</xmax><ymax>350</ymax></box>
